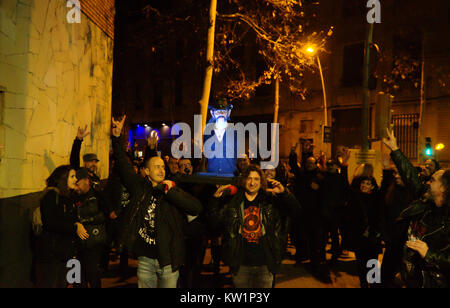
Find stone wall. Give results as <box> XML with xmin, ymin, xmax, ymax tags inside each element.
<box><xmin>0</xmin><ymin>0</ymin><xmax>114</xmax><ymax>198</ymax></box>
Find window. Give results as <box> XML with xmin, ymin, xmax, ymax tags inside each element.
<box><xmin>341</xmin><ymin>0</ymin><xmax>366</xmax><ymax>19</ymax></box>
<box><xmin>135</xmin><ymin>84</ymin><xmax>143</xmax><ymax>110</ymax></box>
<box><xmin>392</xmin><ymin>114</ymin><xmax>419</xmax><ymax>161</ymax></box>
<box><xmin>342</xmin><ymin>43</ymin><xmax>364</xmax><ymax>87</ymax></box>
<box><xmin>391</xmin><ymin>27</ymin><xmax>422</xmax><ymax>91</ymax></box>
<box><xmin>300</xmin><ymin>120</ymin><xmax>314</xmax><ymax>133</ymax></box>
<box><xmin>153</xmin><ymin>82</ymin><xmax>163</xmax><ymax>108</ymax></box>
<box><xmin>175</xmin><ymin>75</ymin><xmax>182</xmax><ymax>106</ymax></box>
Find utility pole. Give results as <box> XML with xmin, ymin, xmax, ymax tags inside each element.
<box><xmin>199</xmin><ymin>0</ymin><xmax>217</xmax><ymax>132</ymax></box>
<box><xmin>273</xmin><ymin>78</ymin><xmax>279</xmax><ymax>124</ymax></box>
<box><xmin>418</xmin><ymin>33</ymin><xmax>426</xmax><ymax>163</ymax></box>
<box><xmin>361</xmin><ymin>23</ymin><xmax>374</xmax><ymax>152</ymax></box>
<box><xmin>196</xmin><ymin>0</ymin><xmax>217</xmax><ymax>155</ymax></box>
<box><xmin>317</xmin><ymin>56</ymin><xmax>327</xmax><ymax>127</ymax></box>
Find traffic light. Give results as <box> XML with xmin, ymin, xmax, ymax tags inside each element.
<box><xmin>425</xmin><ymin>137</ymin><xmax>433</xmax><ymax>157</ymax></box>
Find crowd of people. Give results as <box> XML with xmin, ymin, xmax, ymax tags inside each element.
<box><xmin>33</xmin><ymin>116</ymin><xmax>449</xmax><ymax>289</ymax></box>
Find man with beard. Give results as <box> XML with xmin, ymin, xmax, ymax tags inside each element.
<box><xmin>418</xmin><ymin>159</ymin><xmax>441</xmax><ymax>194</ymax></box>
<box><xmin>210</xmin><ymin>165</ymin><xmax>300</xmax><ymax>288</ymax></box>
<box><xmin>383</xmin><ymin>129</ymin><xmax>449</xmax><ymax>288</ymax></box>
<box><xmin>203</xmin><ymin>98</ymin><xmax>237</xmax><ymax>176</ymax></box>
<box><xmin>379</xmin><ymin>168</ymin><xmax>415</xmax><ymax>287</ymax></box>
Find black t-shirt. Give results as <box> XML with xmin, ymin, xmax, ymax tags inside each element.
<box><xmin>133</xmin><ymin>195</ymin><xmax>158</xmax><ymax>259</ymax></box>
<box><xmin>242</xmin><ymin>194</ymin><xmax>266</xmax><ymax>266</ymax></box>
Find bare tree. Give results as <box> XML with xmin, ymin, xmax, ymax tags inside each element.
<box><xmin>214</xmin><ymin>0</ymin><xmax>333</xmax><ymax>123</ymax></box>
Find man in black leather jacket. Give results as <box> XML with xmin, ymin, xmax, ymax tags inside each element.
<box><xmin>209</xmin><ymin>164</ymin><xmax>300</xmax><ymax>288</ymax></box>
<box><xmin>111</xmin><ymin>116</ymin><xmax>202</xmax><ymax>288</ymax></box>
<box><xmin>383</xmin><ymin>129</ymin><xmax>449</xmax><ymax>288</ymax></box>
<box><xmin>75</xmin><ymin>168</ymin><xmax>106</xmax><ymax>288</ymax></box>
<box><xmin>379</xmin><ymin>168</ymin><xmax>416</xmax><ymax>287</ymax></box>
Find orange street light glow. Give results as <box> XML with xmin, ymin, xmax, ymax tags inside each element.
<box><xmin>435</xmin><ymin>143</ymin><xmax>444</xmax><ymax>151</ymax></box>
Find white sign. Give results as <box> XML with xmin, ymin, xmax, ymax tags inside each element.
<box><xmin>347</xmin><ymin>149</ymin><xmax>383</xmax><ymax>186</ymax></box>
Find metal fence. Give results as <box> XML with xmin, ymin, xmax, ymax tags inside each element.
<box><xmin>392</xmin><ymin>113</ymin><xmax>419</xmax><ymax>161</ymax></box>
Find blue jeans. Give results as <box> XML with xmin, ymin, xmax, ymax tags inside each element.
<box><xmin>137</xmin><ymin>257</ymin><xmax>179</xmax><ymax>288</ymax></box>
<box><xmin>232</xmin><ymin>265</ymin><xmax>273</xmax><ymax>288</ymax></box>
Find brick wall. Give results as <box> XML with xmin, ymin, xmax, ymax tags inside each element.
<box><xmin>81</xmin><ymin>0</ymin><xmax>115</xmax><ymax>39</ymax></box>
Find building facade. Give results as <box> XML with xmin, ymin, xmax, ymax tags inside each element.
<box><xmin>113</xmin><ymin>0</ymin><xmax>449</xmax><ymax>166</ymax></box>
<box><xmin>0</xmin><ymin>0</ymin><xmax>114</xmax><ymax>287</ymax></box>
<box><xmin>0</xmin><ymin>0</ymin><xmax>115</xmax><ymax>198</ymax></box>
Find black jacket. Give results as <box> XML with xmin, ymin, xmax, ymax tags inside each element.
<box><xmin>391</xmin><ymin>149</ymin><xmax>449</xmax><ymax>288</ymax></box>
<box><xmin>209</xmin><ymin>189</ymin><xmax>300</xmax><ymax>274</ymax></box>
<box><xmin>75</xmin><ymin>188</ymin><xmax>106</xmax><ymax>226</ymax></box>
<box><xmin>379</xmin><ymin>169</ymin><xmax>414</xmax><ymax>248</ymax></box>
<box><xmin>103</xmin><ymin>171</ymin><xmax>131</xmax><ymax>218</ymax></box>
<box><xmin>320</xmin><ymin>167</ymin><xmax>349</xmax><ymax>221</ymax></box>
<box><xmin>111</xmin><ymin>136</ymin><xmax>202</xmax><ymax>271</ymax></box>
<box><xmin>38</xmin><ymin>189</ymin><xmax>78</xmax><ymax>262</ymax></box>
<box><xmin>343</xmin><ymin>183</ymin><xmax>382</xmax><ymax>252</ymax></box>
<box><xmin>289</xmin><ymin>151</ymin><xmax>323</xmax><ymax>214</ymax></box>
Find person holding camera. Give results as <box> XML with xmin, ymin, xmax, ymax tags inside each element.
<box><xmin>209</xmin><ymin>164</ymin><xmax>300</xmax><ymax>288</ymax></box>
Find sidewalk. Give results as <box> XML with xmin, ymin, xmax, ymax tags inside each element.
<box><xmin>101</xmin><ymin>244</ymin><xmax>362</xmax><ymax>288</ymax></box>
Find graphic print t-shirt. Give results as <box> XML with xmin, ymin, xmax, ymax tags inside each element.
<box><xmin>134</xmin><ymin>195</ymin><xmax>158</xmax><ymax>258</ymax></box>
<box><xmin>242</xmin><ymin>194</ymin><xmax>266</xmax><ymax>266</ymax></box>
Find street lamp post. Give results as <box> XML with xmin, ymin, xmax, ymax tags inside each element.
<box><xmin>306</xmin><ymin>46</ymin><xmax>327</xmax><ymax>126</ymax></box>
<box><xmin>316</xmin><ymin>55</ymin><xmax>327</xmax><ymax>127</ymax></box>
<box><xmin>306</xmin><ymin>46</ymin><xmax>328</xmax><ymax>154</ymax></box>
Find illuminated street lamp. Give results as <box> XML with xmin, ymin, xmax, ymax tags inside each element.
<box><xmin>305</xmin><ymin>45</ymin><xmax>327</xmax><ymax>127</ymax></box>
<box><xmin>435</xmin><ymin>143</ymin><xmax>445</xmax><ymax>151</ymax></box>
<box><xmin>432</xmin><ymin>142</ymin><xmax>444</xmax><ymax>161</ymax></box>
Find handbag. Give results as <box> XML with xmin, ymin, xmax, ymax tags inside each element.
<box><xmin>84</xmin><ymin>224</ymin><xmax>107</xmax><ymax>248</ymax></box>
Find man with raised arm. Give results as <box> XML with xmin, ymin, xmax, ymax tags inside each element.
<box><xmin>383</xmin><ymin>129</ymin><xmax>449</xmax><ymax>288</ymax></box>
<box><xmin>70</xmin><ymin>125</ymin><xmax>101</xmax><ymax>190</ymax></box>
<box><xmin>110</xmin><ymin>116</ymin><xmax>202</xmax><ymax>288</ymax></box>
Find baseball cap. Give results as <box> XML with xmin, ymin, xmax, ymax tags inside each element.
<box><xmin>83</xmin><ymin>153</ymin><xmax>99</xmax><ymax>162</ymax></box>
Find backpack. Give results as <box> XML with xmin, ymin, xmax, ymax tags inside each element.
<box><xmin>32</xmin><ymin>188</ymin><xmax>59</xmax><ymax>236</ymax></box>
